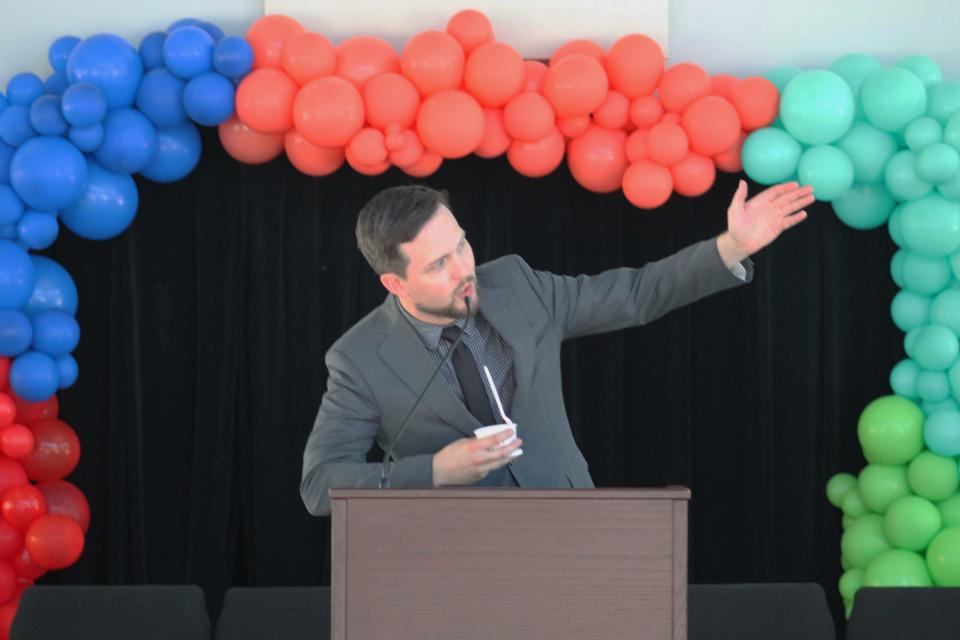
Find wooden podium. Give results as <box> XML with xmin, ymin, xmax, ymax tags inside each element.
<box><xmin>330</xmin><ymin>488</ymin><xmax>690</xmax><ymax>640</ymax></box>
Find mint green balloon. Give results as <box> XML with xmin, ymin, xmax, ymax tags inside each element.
<box><xmin>832</xmin><ymin>183</ymin><xmax>896</xmax><ymax>229</ymax></box>
<box><xmin>858</xmin><ymin>464</ymin><xmax>910</xmax><ymax>513</ymax></box>
<box><xmin>891</xmin><ymin>291</ymin><xmax>932</xmax><ymax>331</ymax></box>
<box><xmin>947</xmin><ymin>359</ymin><xmax>960</xmax><ymax>402</ymax></box>
<box><xmin>896</xmin><ymin>56</ymin><xmax>943</xmax><ymax>88</ymax></box>
<box><xmin>945</xmin><ymin>112</ymin><xmax>960</xmax><ymax>152</ymax></box>
<box><xmin>857</xmin><ymin>395</ymin><xmax>925</xmax><ymax>464</ymax></box>
<box><xmin>780</xmin><ymin>70</ymin><xmax>856</xmax><ymax>144</ymax></box>
<box><xmin>798</xmin><ymin>145</ymin><xmax>854</xmax><ymax>201</ymax></box>
<box><xmin>939</xmin><ymin>495</ymin><xmax>960</xmax><ymax>528</ymax></box>
<box><xmin>917</xmin><ymin>143</ymin><xmax>960</xmax><ymax>185</ymax></box>
<box><xmin>764</xmin><ymin>66</ymin><xmax>802</xmax><ymax>92</ymax></box>
<box><xmin>830</xmin><ymin>54</ymin><xmax>882</xmax><ymax>92</ymax></box>
<box><xmin>949</xmin><ymin>249</ymin><xmax>960</xmax><ymax>281</ymax></box>
<box><xmin>926</xmin><ymin>526</ymin><xmax>960</xmax><ymax>585</ymax></box>
<box><xmin>889</xmin><ymin>207</ymin><xmax>905</xmax><ymax>247</ymax></box>
<box><xmin>842</xmin><ymin>514</ymin><xmax>892</xmax><ymax>568</ymax></box>
<box><xmin>907</xmin><ymin>325</ymin><xmax>959</xmax><ymax>371</ymax></box>
<box><xmin>931</xmin><ymin>289</ymin><xmax>960</xmax><ymax>333</ymax></box>
<box><xmin>905</xmin><ymin>117</ymin><xmax>943</xmax><ymax>152</ymax></box>
<box><xmin>885</xmin><ymin>151</ymin><xmax>934</xmax><ymax>202</ymax></box>
<box><xmin>900</xmin><ymin>194</ymin><xmax>960</xmax><ymax>257</ymax></box>
<box><xmin>918</xmin><ymin>370</ymin><xmax>951</xmax><ymax>402</ymax></box>
<box><xmin>842</xmin><ymin>488</ymin><xmax>869</xmax><ymax>518</ymax></box>
<box><xmin>836</xmin><ymin>122</ymin><xmax>899</xmax><ymax>183</ymax></box>
<box><xmin>922</xmin><ymin>398</ymin><xmax>960</xmax><ymax>415</ymax></box>
<box><xmin>839</xmin><ymin>568</ymin><xmax>863</xmax><ymax>603</ymax></box>
<box><xmin>863</xmin><ymin>549</ymin><xmax>933</xmax><ymax>586</ymax></box>
<box><xmin>890</xmin><ymin>358</ymin><xmax>921</xmax><ymax>398</ymax></box>
<box><xmin>900</xmin><ymin>252</ymin><xmax>951</xmax><ymax>295</ymax></box>
<box><xmin>939</xmin><ymin>171</ymin><xmax>960</xmax><ymax>202</ymax></box>
<box><xmin>927</xmin><ymin>81</ymin><xmax>960</xmax><ymax>125</ymax></box>
<box><xmin>827</xmin><ymin>472</ymin><xmax>859</xmax><ymax>508</ymax></box>
<box><xmin>908</xmin><ymin>451</ymin><xmax>960</xmax><ymax>500</ymax></box>
<box><xmin>742</xmin><ymin>127</ymin><xmax>803</xmax><ymax>185</ymax></box>
<box><xmin>861</xmin><ymin>68</ymin><xmax>928</xmax><ymax>132</ymax></box>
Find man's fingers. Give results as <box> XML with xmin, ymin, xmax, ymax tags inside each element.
<box><xmin>755</xmin><ymin>181</ymin><xmax>800</xmax><ymax>203</ymax></box>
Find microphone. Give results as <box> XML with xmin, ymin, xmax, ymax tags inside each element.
<box><xmin>380</xmin><ymin>295</ymin><xmax>473</xmax><ymax>489</ymax></box>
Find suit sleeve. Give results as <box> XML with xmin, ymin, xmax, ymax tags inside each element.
<box><xmin>300</xmin><ymin>347</ymin><xmax>434</xmax><ymax>516</ymax></box>
<box><xmin>515</xmin><ymin>237</ymin><xmax>753</xmax><ymax>340</ymax></box>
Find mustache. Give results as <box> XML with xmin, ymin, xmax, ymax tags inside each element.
<box><xmin>455</xmin><ymin>276</ymin><xmax>477</xmax><ymax>295</ymax></box>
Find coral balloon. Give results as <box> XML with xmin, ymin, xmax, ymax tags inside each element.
<box><xmin>36</xmin><ymin>480</ymin><xmax>89</xmax><ymax>533</ymax></box>
<box><xmin>401</xmin><ymin>151</ymin><xmax>443</xmax><ymax>177</ymax></box>
<box><xmin>629</xmin><ymin>96</ymin><xmax>663</xmax><ymax>129</ymax></box>
<box><xmin>550</xmin><ymin>40</ymin><xmax>605</xmax><ymax>66</ymax></box>
<box><xmin>593</xmin><ymin>90</ymin><xmax>630</xmax><ymax>130</ymax></box>
<box><xmin>623</xmin><ymin>160</ymin><xmax>674</xmax><ymax>209</ymax></box>
<box><xmin>524</xmin><ymin>61</ymin><xmax>548</xmax><ymax>92</ymax></box>
<box><xmin>647</xmin><ymin>121</ymin><xmax>689</xmax><ymax>166</ymax></box>
<box><xmin>558</xmin><ymin>115</ymin><xmax>591</xmax><ymax>139</ymax></box>
<box><xmin>293</xmin><ymin>76</ymin><xmax>365</xmax><ymax>148</ymax></box>
<box><xmin>446</xmin><ymin>9</ymin><xmax>494</xmax><ymax>55</ymax></box>
<box><xmin>363</xmin><ymin>73</ymin><xmax>420</xmax><ymax>130</ymax></box>
<box><xmin>416</xmin><ymin>90</ymin><xmax>484</xmax><ymax>158</ymax></box>
<box><xmin>503</xmin><ymin>92</ymin><xmax>555</xmax><ymax>143</ymax></box>
<box><xmin>1</xmin><ymin>484</ymin><xmax>45</xmax><ymax>530</ymax></box>
<box><xmin>218</xmin><ymin>116</ymin><xmax>284</xmax><ymax>164</ymax></box>
<box><xmin>465</xmin><ymin>42</ymin><xmax>525</xmax><ymax>107</ymax></box>
<box><xmin>344</xmin><ymin>145</ymin><xmax>390</xmax><ymax>176</ymax></box>
<box><xmin>401</xmin><ymin>31</ymin><xmax>465</xmax><ymax>96</ymax></box>
<box><xmin>605</xmin><ymin>34</ymin><xmax>664</xmax><ymax>98</ymax></box>
<box><xmin>348</xmin><ymin>128</ymin><xmax>388</xmax><ymax>166</ymax></box>
<box><xmin>20</xmin><ymin>419</ymin><xmax>80</xmax><ymax>482</ymax></box>
<box><xmin>730</xmin><ymin>76</ymin><xmax>780</xmax><ymax>131</ymax></box>
<box><xmin>0</xmin><ymin>425</ymin><xmax>32</xmax><ymax>459</ymax></box>
<box><xmin>507</xmin><ymin>127</ymin><xmax>566</xmax><ymax>178</ymax></box>
<box><xmin>25</xmin><ymin>514</ymin><xmax>84</xmax><ymax>569</ymax></box>
<box><xmin>567</xmin><ymin>125</ymin><xmax>629</xmax><ymax>193</ymax></box>
<box><xmin>710</xmin><ymin>74</ymin><xmax>739</xmax><ymax>100</ymax></box>
<box><xmin>336</xmin><ymin>36</ymin><xmax>400</xmax><ymax>90</ymax></box>
<box><xmin>671</xmin><ymin>152</ymin><xmax>716</xmax><ymax>196</ymax></box>
<box><xmin>283</xmin><ymin>131</ymin><xmax>344</xmax><ymax>177</ymax></box>
<box><xmin>389</xmin><ymin>129</ymin><xmax>425</xmax><ymax>167</ymax></box>
<box><xmin>474</xmin><ymin>108</ymin><xmax>510</xmax><ymax>159</ymax></box>
<box><xmin>659</xmin><ymin>63</ymin><xmax>711</xmax><ymax>113</ymax></box>
<box><xmin>282</xmin><ymin>32</ymin><xmax>336</xmax><ymax>86</ymax></box>
<box><xmin>543</xmin><ymin>54</ymin><xmax>609</xmax><ymax>118</ymax></box>
<box><xmin>235</xmin><ymin>68</ymin><xmax>298</xmax><ymax>133</ymax></box>
<box><xmin>245</xmin><ymin>15</ymin><xmax>305</xmax><ymax>70</ymax></box>
<box><xmin>714</xmin><ymin>132</ymin><xmax>747</xmax><ymax>173</ymax></box>
<box><xmin>625</xmin><ymin>128</ymin><xmax>649</xmax><ymax>163</ymax></box>
<box><xmin>681</xmin><ymin>95</ymin><xmax>741</xmax><ymax>156</ymax></box>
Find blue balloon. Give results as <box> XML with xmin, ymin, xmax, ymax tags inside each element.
<box><xmin>0</xmin><ymin>309</ymin><xmax>32</xmax><ymax>356</ymax></box>
<box><xmin>16</xmin><ymin>211</ymin><xmax>58</xmax><ymax>250</ymax></box>
<box><xmin>0</xmin><ymin>140</ymin><xmax>12</xmax><ymax>185</ymax></box>
<box><xmin>28</xmin><ymin>95</ymin><xmax>68</xmax><ymax>136</ymax></box>
<box><xmin>163</xmin><ymin>26</ymin><xmax>215</xmax><ymax>80</ymax></box>
<box><xmin>183</xmin><ymin>72</ymin><xmax>234</xmax><ymax>126</ymax></box>
<box><xmin>0</xmin><ymin>105</ymin><xmax>36</xmax><ymax>147</ymax></box>
<box><xmin>9</xmin><ymin>136</ymin><xmax>88</xmax><ymax>211</ymax></box>
<box><xmin>213</xmin><ymin>36</ymin><xmax>254</xmax><ymax>79</ymax></box>
<box><xmin>31</xmin><ymin>309</ymin><xmax>79</xmax><ymax>357</ymax></box>
<box><xmin>0</xmin><ymin>239</ymin><xmax>35</xmax><ymax>310</ymax></box>
<box><xmin>61</xmin><ymin>82</ymin><xmax>107</xmax><ymax>127</ymax></box>
<box><xmin>0</xmin><ymin>226</ymin><xmax>14</xmax><ymax>240</ymax></box>
<box><xmin>10</xmin><ymin>351</ymin><xmax>58</xmax><ymax>401</ymax></box>
<box><xmin>67</xmin><ymin>124</ymin><xmax>104</xmax><ymax>152</ymax></box>
<box><xmin>61</xmin><ymin>160</ymin><xmax>138</xmax><ymax>240</ymax></box>
<box><xmin>48</xmin><ymin>35</ymin><xmax>81</xmax><ymax>74</ymax></box>
<box><xmin>44</xmin><ymin>72</ymin><xmax>68</xmax><ymax>96</ymax></box>
<box><xmin>135</xmin><ymin>69</ymin><xmax>187</xmax><ymax>127</ymax></box>
<box><xmin>0</xmin><ymin>93</ymin><xmax>6</xmax><ymax>116</ymax></box>
<box><xmin>195</xmin><ymin>22</ymin><xmax>225</xmax><ymax>42</ymax></box>
<box><xmin>167</xmin><ymin>17</ymin><xmax>202</xmax><ymax>31</ymax></box>
<box><xmin>24</xmin><ymin>255</ymin><xmax>77</xmax><ymax>317</ymax></box>
<box><xmin>6</xmin><ymin>73</ymin><xmax>44</xmax><ymax>107</ymax></box>
<box><xmin>140</xmin><ymin>122</ymin><xmax>201</xmax><ymax>183</ymax></box>
<box><xmin>66</xmin><ymin>34</ymin><xmax>144</xmax><ymax>109</ymax></box>
<box><xmin>94</xmin><ymin>108</ymin><xmax>158</xmax><ymax>174</ymax></box>
<box><xmin>56</xmin><ymin>354</ymin><xmax>78</xmax><ymax>389</ymax></box>
<box><xmin>0</xmin><ymin>185</ymin><xmax>24</xmax><ymax>225</ymax></box>
<box><xmin>139</xmin><ymin>31</ymin><xmax>167</xmax><ymax>71</ymax></box>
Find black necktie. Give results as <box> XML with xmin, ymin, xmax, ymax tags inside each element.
<box><xmin>441</xmin><ymin>325</ymin><xmax>497</xmax><ymax>426</ymax></box>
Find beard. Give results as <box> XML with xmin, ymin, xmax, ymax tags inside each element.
<box><xmin>414</xmin><ymin>277</ymin><xmax>479</xmax><ymax>320</ymax></box>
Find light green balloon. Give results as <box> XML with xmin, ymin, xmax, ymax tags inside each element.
<box><xmin>741</xmin><ymin>127</ymin><xmax>803</xmax><ymax>185</ymax></box>
<box><xmin>907</xmin><ymin>325</ymin><xmax>960</xmax><ymax>371</ymax></box>
<box><xmin>927</xmin><ymin>81</ymin><xmax>960</xmax><ymax>125</ymax></box>
<box><xmin>918</xmin><ymin>370</ymin><xmax>951</xmax><ymax>402</ymax></box>
<box><xmin>926</xmin><ymin>526</ymin><xmax>960</xmax><ymax>585</ymax></box>
<box><xmin>861</xmin><ymin>68</ymin><xmax>928</xmax><ymax>132</ymax></box>
<box><xmin>889</xmin><ymin>208</ymin><xmax>905</xmax><ymax>248</ymax></box>
<box><xmin>843</xmin><ymin>515</ymin><xmax>856</xmax><ymax>529</ymax></box>
<box><xmin>863</xmin><ymin>549</ymin><xmax>933</xmax><ymax>586</ymax></box>
<box><xmin>798</xmin><ymin>145</ymin><xmax>854</xmax><ymax>201</ymax></box>
<box><xmin>885</xmin><ymin>150</ymin><xmax>934</xmax><ymax>202</ymax></box>
<box><xmin>857</xmin><ymin>395</ymin><xmax>925</xmax><ymax>464</ymax></box>
<box><xmin>839</xmin><ymin>568</ymin><xmax>863</xmax><ymax>603</ymax></box>
<box><xmin>917</xmin><ymin>143</ymin><xmax>960</xmax><ymax>185</ymax></box>
<box><xmin>858</xmin><ymin>464</ymin><xmax>910</xmax><ymax>513</ymax></box>
<box><xmin>842</xmin><ymin>514</ymin><xmax>891</xmax><ymax>568</ymax></box>
<box><xmin>900</xmin><ymin>252</ymin><xmax>951</xmax><ymax>295</ymax></box>
<box><xmin>938</xmin><ymin>494</ymin><xmax>960</xmax><ymax>528</ymax></box>
<box><xmin>780</xmin><ymin>70</ymin><xmax>856</xmax><ymax>144</ymax></box>
<box><xmin>842</xmin><ymin>488</ymin><xmax>870</xmax><ymax>518</ymax></box>
<box><xmin>891</xmin><ymin>290</ymin><xmax>932</xmax><ymax>331</ymax></box>
<box><xmin>905</xmin><ymin>117</ymin><xmax>944</xmax><ymax>152</ymax></box>
<box><xmin>896</xmin><ymin>56</ymin><xmax>943</xmax><ymax>89</ymax></box>
<box><xmin>827</xmin><ymin>472</ymin><xmax>859</xmax><ymax>508</ymax></box>
<box><xmin>908</xmin><ymin>451</ymin><xmax>960</xmax><ymax>500</ymax></box>
<box><xmin>836</xmin><ymin>122</ymin><xmax>899</xmax><ymax>183</ymax></box>
<box><xmin>885</xmin><ymin>495</ymin><xmax>942</xmax><ymax>550</ymax></box>
<box><xmin>832</xmin><ymin>183</ymin><xmax>896</xmax><ymax>230</ymax></box>
<box><xmin>900</xmin><ymin>194</ymin><xmax>960</xmax><ymax>257</ymax></box>
<box><xmin>945</xmin><ymin>111</ymin><xmax>960</xmax><ymax>153</ymax></box>
<box><xmin>890</xmin><ymin>358</ymin><xmax>921</xmax><ymax>398</ymax></box>
<box><xmin>922</xmin><ymin>398</ymin><xmax>960</xmax><ymax>415</ymax></box>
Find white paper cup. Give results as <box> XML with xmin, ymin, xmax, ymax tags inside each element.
<box><xmin>473</xmin><ymin>423</ymin><xmax>523</xmax><ymax>458</ymax></box>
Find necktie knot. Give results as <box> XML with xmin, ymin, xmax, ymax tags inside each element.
<box><xmin>441</xmin><ymin>325</ymin><xmax>462</xmax><ymax>344</ymax></box>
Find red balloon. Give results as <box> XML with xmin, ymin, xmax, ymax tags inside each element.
<box><xmin>401</xmin><ymin>30</ymin><xmax>465</xmax><ymax>96</ymax></box>
<box><xmin>446</xmin><ymin>9</ymin><xmax>494</xmax><ymax>55</ymax></box>
<box><xmin>388</xmin><ymin>129</ymin><xmax>425</xmax><ymax>167</ymax></box>
<box><xmin>1</xmin><ymin>485</ymin><xmax>45</xmax><ymax>530</ymax></box>
<box><xmin>503</xmin><ymin>92</ymin><xmax>555</xmax><ymax>143</ymax></box>
<box><xmin>659</xmin><ymin>63</ymin><xmax>711</xmax><ymax>113</ymax></box>
<box><xmin>401</xmin><ymin>152</ymin><xmax>443</xmax><ymax>178</ymax></box>
<box><xmin>543</xmin><ymin>54</ymin><xmax>609</xmax><ymax>118</ymax></box>
<box><xmin>0</xmin><ymin>522</ymin><xmax>21</xmax><ymax>561</ymax></box>
<box><xmin>681</xmin><ymin>95</ymin><xmax>741</xmax><ymax>156</ymax></box>
<box><xmin>523</xmin><ymin>61</ymin><xmax>548</xmax><ymax>93</ymax></box>
<box><xmin>284</xmin><ymin>131</ymin><xmax>344</xmax><ymax>177</ymax></box>
<box><xmin>474</xmin><ymin>108</ymin><xmax>510</xmax><ymax>159</ymax></box>
<box><xmin>25</xmin><ymin>515</ymin><xmax>84</xmax><ymax>570</ymax></box>
<box><xmin>348</xmin><ymin>128</ymin><xmax>388</xmax><ymax>166</ymax></box>
<box><xmin>593</xmin><ymin>90</ymin><xmax>630</xmax><ymax>130</ymax></box>
<box><xmin>646</xmin><ymin>122</ymin><xmax>689</xmax><ymax>166</ymax></box>
<box><xmin>245</xmin><ymin>15</ymin><xmax>305</xmax><ymax>70</ymax></box>
<box><xmin>730</xmin><ymin>76</ymin><xmax>779</xmax><ymax>131</ymax></box>
<box><xmin>282</xmin><ymin>32</ymin><xmax>337</xmax><ymax>86</ymax></box>
<box><xmin>465</xmin><ymin>42</ymin><xmax>525</xmax><ymax>108</ymax></box>
<box><xmin>567</xmin><ymin>125</ymin><xmax>629</xmax><ymax>193</ymax></box>
<box><xmin>0</xmin><ymin>427</ymin><xmax>32</xmax><ymax>460</ymax></box>
<box><xmin>557</xmin><ymin>115</ymin><xmax>591</xmax><ymax>139</ymax></box>
<box><xmin>507</xmin><ymin>127</ymin><xmax>566</xmax><ymax>178</ymax></box>
<box><xmin>235</xmin><ymin>68</ymin><xmax>298</xmax><ymax>134</ymax></box>
<box><xmin>549</xmin><ymin>40</ymin><xmax>605</xmax><ymax>67</ymax></box>
<box><xmin>12</xmin><ymin>395</ymin><xmax>57</xmax><ymax>426</ymax></box>
<box><xmin>714</xmin><ymin>131</ymin><xmax>747</xmax><ymax>173</ymax></box>
<box><xmin>0</xmin><ymin>601</ymin><xmax>16</xmax><ymax>639</ymax></box>
<box><xmin>625</xmin><ymin>128</ymin><xmax>649</xmax><ymax>163</ymax></box>
<box><xmin>336</xmin><ymin>36</ymin><xmax>400</xmax><ymax>90</ymax></box>
<box><xmin>0</xmin><ymin>397</ymin><xmax>13</xmax><ymax>430</ymax></box>
<box><xmin>416</xmin><ymin>90</ymin><xmax>484</xmax><ymax>159</ymax></box>
<box><xmin>218</xmin><ymin>116</ymin><xmax>285</xmax><ymax>165</ymax></box>
<box><xmin>363</xmin><ymin>73</ymin><xmax>420</xmax><ymax>130</ymax></box>
<box><xmin>671</xmin><ymin>152</ymin><xmax>716</xmax><ymax>197</ymax></box>
<box><xmin>10</xmin><ymin>546</ymin><xmax>44</xmax><ymax>580</ymax></box>
<box><xmin>0</xmin><ymin>359</ymin><xmax>9</xmax><ymax>391</ymax></box>
<box><xmin>622</xmin><ymin>160</ymin><xmax>673</xmax><ymax>209</ymax></box>
<box><xmin>710</xmin><ymin>74</ymin><xmax>739</xmax><ymax>100</ymax></box>
<box><xmin>0</xmin><ymin>462</ymin><xmax>26</xmax><ymax>501</ymax></box>
<box><xmin>35</xmin><ymin>480</ymin><xmax>90</xmax><ymax>533</ymax></box>
<box><xmin>20</xmin><ymin>420</ymin><xmax>80</xmax><ymax>482</ymax></box>
<box><xmin>0</xmin><ymin>562</ymin><xmax>13</xmax><ymax>605</ymax></box>
<box><xmin>605</xmin><ymin>34</ymin><xmax>664</xmax><ymax>98</ymax></box>
<box><xmin>293</xmin><ymin>76</ymin><xmax>365</xmax><ymax>148</ymax></box>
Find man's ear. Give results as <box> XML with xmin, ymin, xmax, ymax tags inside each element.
<box><xmin>380</xmin><ymin>272</ymin><xmax>406</xmax><ymax>297</ymax></box>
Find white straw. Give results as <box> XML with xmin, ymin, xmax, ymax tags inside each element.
<box><xmin>483</xmin><ymin>365</ymin><xmax>513</xmax><ymax>425</ymax></box>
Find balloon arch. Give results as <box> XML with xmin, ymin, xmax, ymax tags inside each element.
<box><xmin>0</xmin><ymin>8</ymin><xmax>958</xmax><ymax>632</ymax></box>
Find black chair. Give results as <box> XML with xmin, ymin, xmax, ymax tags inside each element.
<box><xmin>688</xmin><ymin>583</ymin><xmax>836</xmax><ymax>640</ymax></box>
<box><xmin>11</xmin><ymin>585</ymin><xmax>210</xmax><ymax>640</ymax></box>
<box><xmin>214</xmin><ymin>586</ymin><xmax>330</xmax><ymax>640</ymax></box>
<box><xmin>846</xmin><ymin>587</ymin><xmax>960</xmax><ymax>640</ymax></box>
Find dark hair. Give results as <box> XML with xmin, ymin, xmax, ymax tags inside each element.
<box><xmin>356</xmin><ymin>185</ymin><xmax>451</xmax><ymax>277</ymax></box>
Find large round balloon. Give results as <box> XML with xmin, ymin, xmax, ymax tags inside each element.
<box><xmin>797</xmin><ymin>145</ymin><xmax>854</xmax><ymax>201</ymax></box>
<box><xmin>236</xmin><ymin>68</ymin><xmax>298</xmax><ymax>134</ymax></box>
<box><xmin>93</xmin><ymin>109</ymin><xmax>159</xmax><ymax>174</ymax></box>
<box><xmin>284</xmin><ymin>131</ymin><xmax>344</xmax><ymax>177</ymax></box>
<box><xmin>832</xmin><ymin>184</ymin><xmax>897</xmax><ymax>230</ymax></box>
<box><xmin>245</xmin><ymin>15</ymin><xmax>305</xmax><ymax>70</ymax></box>
<box><xmin>416</xmin><ymin>90</ymin><xmax>484</xmax><ymax>159</ymax></box>
<box><xmin>857</xmin><ymin>395</ymin><xmax>924</xmax><ymax>465</ymax></box>
<box><xmin>23</xmin><ymin>256</ymin><xmax>77</xmax><ymax>318</ymax></box>
<box><xmin>506</xmin><ymin>127</ymin><xmax>565</xmax><ymax>178</ymax></box>
<box><xmin>66</xmin><ymin>34</ymin><xmax>144</xmax><ymax>109</ymax></box>
<box><xmin>336</xmin><ymin>36</ymin><xmax>400</xmax><ymax>91</ymax></box>
<box><xmin>742</xmin><ymin>127</ymin><xmax>802</xmax><ymax>185</ymax></box>
<box><xmin>292</xmin><ymin>76</ymin><xmax>364</xmax><ymax>148</ymax></box>
<box><xmin>780</xmin><ymin>70</ymin><xmax>855</xmax><ymax>145</ymax></box>
<box><xmin>10</xmin><ymin>351</ymin><xmax>58</xmax><ymax>402</ymax></box>
<box><xmin>567</xmin><ymin>125</ymin><xmax>628</xmax><ymax>194</ymax></box>
<box><xmin>135</xmin><ymin>69</ymin><xmax>187</xmax><ymax>128</ymax></box>
<box><xmin>60</xmin><ymin>160</ymin><xmax>138</xmax><ymax>241</ymax></box>
<box><xmin>218</xmin><ymin>116</ymin><xmax>284</xmax><ymax>165</ymax></box>
<box><xmin>48</xmin><ymin>36</ymin><xmax>80</xmax><ymax>75</ymax></box>
<box><xmin>1</xmin><ymin>484</ymin><xmax>45</xmax><ymax>530</ymax></box>
<box><xmin>20</xmin><ymin>419</ymin><xmax>80</xmax><ymax>482</ymax></box>
<box><xmin>899</xmin><ymin>194</ymin><xmax>960</xmax><ymax>257</ymax></box>
<box><xmin>860</xmin><ymin>67</ymin><xmax>928</xmax><ymax>133</ymax></box>
<box><xmin>401</xmin><ymin>30</ymin><xmax>464</xmax><ymax>96</ymax></box>
<box><xmin>28</xmin><ymin>96</ymin><xmax>68</xmax><ymax>137</ymax></box>
<box><xmin>605</xmin><ymin>34</ymin><xmax>663</xmax><ymax>99</ymax></box>
<box><xmin>36</xmin><ymin>480</ymin><xmax>89</xmax><ymax>533</ymax></box>
<box><xmin>162</xmin><ymin>25</ymin><xmax>215</xmax><ymax>80</ymax></box>
<box><xmin>0</xmin><ymin>310</ymin><xmax>31</xmax><ymax>357</ymax></box>
<box><xmin>464</xmin><ymin>42</ymin><xmax>525</xmax><ymax>108</ymax></box>
<box><xmin>25</xmin><ymin>515</ymin><xmax>84</xmax><ymax>570</ymax></box>
<box><xmin>30</xmin><ymin>310</ymin><xmax>79</xmax><ymax>358</ymax></box>
<box><xmin>281</xmin><ymin>32</ymin><xmax>336</xmax><ymax>86</ymax></box>
<box><xmin>542</xmin><ymin>54</ymin><xmax>608</xmax><ymax>118</ymax></box>
<box><xmin>138</xmin><ymin>31</ymin><xmax>166</xmax><ymax>71</ymax></box>
<box><xmin>0</xmin><ymin>241</ymin><xmax>35</xmax><ymax>312</ymax></box>
<box><xmin>140</xmin><ymin>123</ymin><xmax>202</xmax><ymax>183</ymax></box>
<box><xmin>214</xmin><ymin>36</ymin><xmax>254</xmax><ymax>79</ymax></box>
<box><xmin>8</xmin><ymin>136</ymin><xmax>87</xmax><ymax>212</ymax></box>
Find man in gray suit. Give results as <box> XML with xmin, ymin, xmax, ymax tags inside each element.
<box><xmin>301</xmin><ymin>181</ymin><xmax>814</xmax><ymax>516</ymax></box>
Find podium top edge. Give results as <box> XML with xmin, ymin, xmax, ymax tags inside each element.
<box><xmin>329</xmin><ymin>487</ymin><xmax>691</xmax><ymax>501</ymax></box>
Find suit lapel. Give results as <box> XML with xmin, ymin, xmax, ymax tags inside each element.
<box><xmin>474</xmin><ymin>283</ymin><xmax>535</xmax><ymax>415</ymax></box>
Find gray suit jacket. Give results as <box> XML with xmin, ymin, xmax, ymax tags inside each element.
<box><xmin>301</xmin><ymin>238</ymin><xmax>751</xmax><ymax>515</ymax></box>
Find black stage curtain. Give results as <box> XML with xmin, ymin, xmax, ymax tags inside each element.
<box><xmin>40</xmin><ymin>127</ymin><xmax>898</xmax><ymax>626</ymax></box>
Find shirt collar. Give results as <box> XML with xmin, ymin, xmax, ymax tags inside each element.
<box><xmin>394</xmin><ymin>296</ymin><xmax>481</xmax><ymax>350</ymax></box>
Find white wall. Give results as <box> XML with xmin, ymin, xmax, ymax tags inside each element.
<box><xmin>2</xmin><ymin>0</ymin><xmax>958</xmax><ymax>89</ymax></box>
